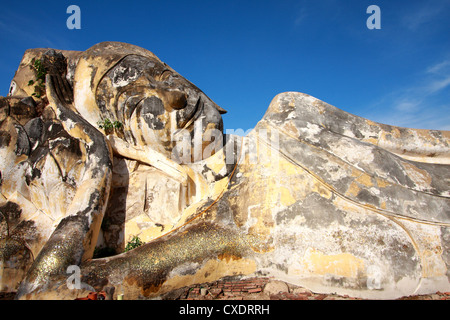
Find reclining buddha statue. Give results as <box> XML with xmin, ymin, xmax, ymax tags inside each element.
<box><xmin>0</xmin><ymin>42</ymin><xmax>448</xmax><ymax>299</ymax></box>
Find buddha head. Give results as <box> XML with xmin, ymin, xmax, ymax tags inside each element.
<box><xmin>73</xmin><ymin>42</ymin><xmax>226</xmax><ymax>163</ymax></box>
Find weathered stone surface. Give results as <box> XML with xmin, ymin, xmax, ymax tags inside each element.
<box><xmin>0</xmin><ymin>42</ymin><xmax>448</xmax><ymax>300</ymax></box>
<box><xmin>263</xmin><ymin>281</ymin><xmax>289</xmax><ymax>295</ymax></box>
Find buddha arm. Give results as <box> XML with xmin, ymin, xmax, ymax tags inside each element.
<box><xmin>16</xmin><ymin>74</ymin><xmax>113</xmax><ymax>299</ymax></box>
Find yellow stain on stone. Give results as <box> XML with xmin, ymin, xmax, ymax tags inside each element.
<box><xmin>415</xmin><ymin>128</ymin><xmax>445</xmax><ymax>144</ymax></box>
<box><xmin>311</xmin><ymin>182</ymin><xmax>332</xmax><ymax>199</ymax></box>
<box><xmin>332</xmin><ymin>196</ymin><xmax>372</xmax><ymax>219</ymax></box>
<box><xmin>401</xmin><ymin>161</ymin><xmax>432</xmax><ymax>187</ymax></box>
<box><xmin>409</xmin><ymin>226</ymin><xmax>448</xmax><ymax>278</ymax></box>
<box><xmin>238</xmin><ymin>153</ymin><xmax>256</xmax><ymax>178</ymax></box>
<box><xmin>14</xmin><ymin>154</ymin><xmax>28</xmax><ymax>165</ymax></box>
<box><xmin>278</xmin><ymin>155</ymin><xmax>303</xmax><ymax>176</ymax></box>
<box><xmin>65</xmin><ymin>124</ymin><xmax>93</xmax><ymax>145</ymax></box>
<box><xmin>228</xmin><ymin>155</ymin><xmax>282</xmax><ymax>251</ymax></box>
<box><xmin>139</xmin><ymin>227</ymin><xmax>168</xmax><ymax>243</ymax></box>
<box><xmin>289</xmin><ymin>97</ymin><xmax>296</xmax><ymax>108</ymax></box>
<box><xmin>212</xmin><ymin>177</ymin><xmax>229</xmax><ymax>198</ymax></box>
<box><xmin>350</xmin><ymin>167</ymin><xmax>362</xmax><ymax>178</ymax></box>
<box><xmin>312</xmin><ymin>99</ymin><xmax>327</xmax><ymax>115</ymax></box>
<box><xmin>0</xmin><ymin>193</ymin><xmax>6</xmax><ymax>204</ymax></box>
<box><xmin>301</xmin><ymin>248</ymin><xmax>365</xmax><ymax>279</ymax></box>
<box><xmin>280</xmin><ymin>186</ymin><xmax>296</xmax><ymax>207</ymax></box>
<box><xmin>28</xmin><ymin>180</ymin><xmax>51</xmax><ymax>217</ymax></box>
<box><xmin>125</xmin><ymin>215</ymin><xmax>170</xmax><ymax>244</ymax></box>
<box><xmin>421</xmin><ymin>249</ymin><xmax>447</xmax><ymax>278</ymax></box>
<box><xmin>125</xmin><ymin>221</ymin><xmax>142</xmax><ymax>242</ymax></box>
<box><xmin>208</xmin><ymin>158</ymin><xmax>225</xmax><ymax>176</ymax></box>
<box><xmin>204</xmin><ymin>149</ymin><xmax>226</xmax><ymax>176</ymax></box>
<box><xmin>282</xmin><ymin>121</ymin><xmax>300</xmax><ymax>137</ymax></box>
<box><xmin>365</xmin><ymin>119</ymin><xmax>378</xmax><ymax>127</ymax></box>
<box><xmin>362</xmin><ymin>137</ymin><xmax>379</xmax><ymax>146</ymax></box>
<box><xmin>184</xmin><ymin>167</ymin><xmax>208</xmax><ymax>200</ymax></box>
<box><xmin>376</xmin><ymin>178</ymin><xmax>389</xmax><ymax>188</ymax></box>
<box><xmin>346</xmin><ymin>181</ymin><xmax>360</xmax><ymax>197</ymax></box>
<box><xmin>72</xmin><ymin>58</ymin><xmax>104</xmax><ymax>125</ymax></box>
<box><xmin>246</xmin><ymin>181</ymin><xmax>276</xmax><ymax>252</ymax></box>
<box><xmin>356</xmin><ymin>173</ymin><xmax>373</xmax><ymax>187</ymax></box>
<box><xmin>7</xmin><ymin>191</ymin><xmax>38</xmax><ymax>221</ymax></box>
<box><xmin>390</xmin><ymin>127</ymin><xmax>402</xmax><ymax>139</ymax></box>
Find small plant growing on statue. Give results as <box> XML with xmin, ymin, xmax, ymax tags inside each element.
<box><xmin>28</xmin><ymin>58</ymin><xmax>47</xmax><ymax>98</ymax></box>
<box><xmin>97</xmin><ymin>118</ymin><xmax>123</xmax><ymax>133</ymax></box>
<box><xmin>124</xmin><ymin>235</ymin><xmax>143</xmax><ymax>252</ymax></box>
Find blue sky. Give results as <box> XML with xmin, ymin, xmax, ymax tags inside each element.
<box><xmin>1</xmin><ymin>0</ymin><xmax>449</xmax><ymax>131</ymax></box>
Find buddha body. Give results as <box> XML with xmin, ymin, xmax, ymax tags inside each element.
<box><xmin>0</xmin><ymin>42</ymin><xmax>448</xmax><ymax>300</ymax></box>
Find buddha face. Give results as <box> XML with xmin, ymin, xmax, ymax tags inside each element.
<box><xmin>95</xmin><ymin>54</ymin><xmax>226</xmax><ymax>163</ymax></box>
